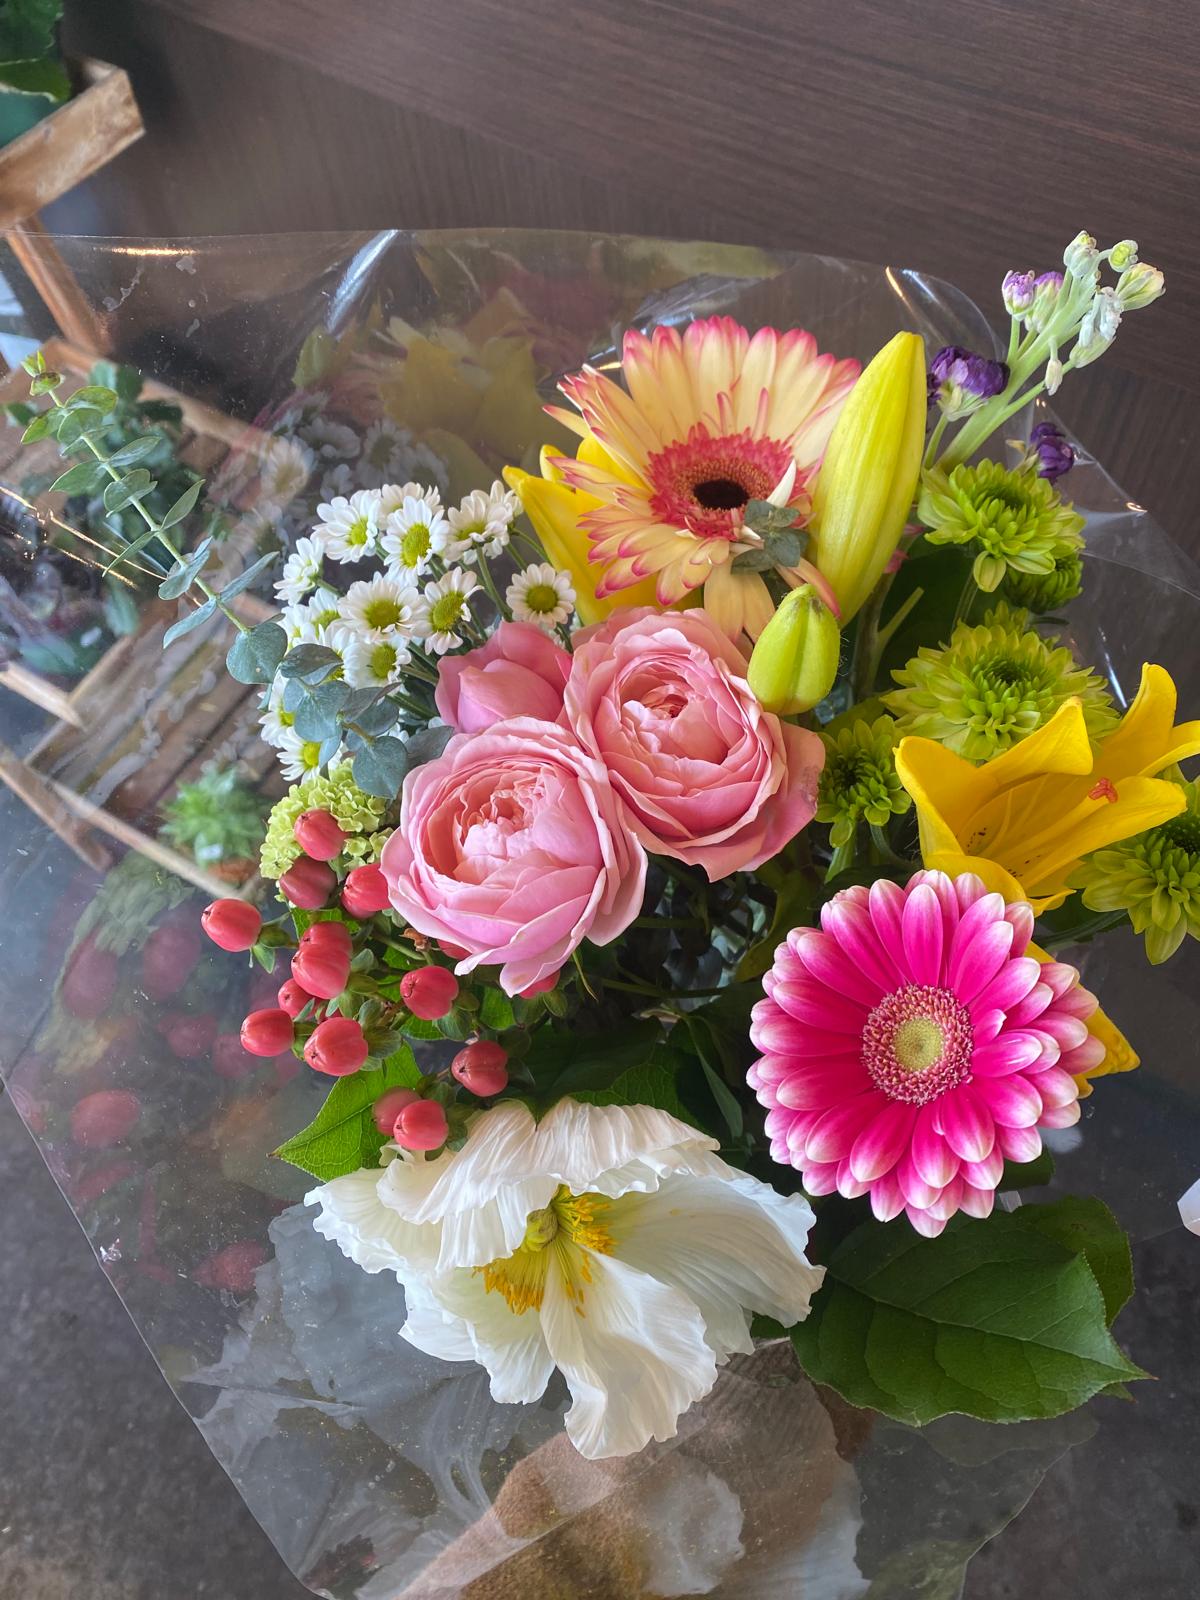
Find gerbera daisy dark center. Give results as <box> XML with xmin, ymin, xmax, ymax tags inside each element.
<box><xmin>646</xmin><ymin>425</ymin><xmax>795</xmax><ymax>540</ymax></box>
<box><xmin>693</xmin><ymin>476</ymin><xmax>751</xmax><ymax>510</ymax></box>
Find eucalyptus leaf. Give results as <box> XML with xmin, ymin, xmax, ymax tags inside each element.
<box><xmin>157</xmin><ymin>536</ymin><xmax>214</xmax><ymax>600</ymax></box>
<box><xmin>110</xmin><ymin>434</ymin><xmax>165</xmax><ymax>469</ymax></box>
<box><xmin>293</xmin><ymin>681</ymin><xmax>350</xmax><ymax>742</ymax></box>
<box><xmin>731</xmin><ymin>546</ymin><xmax>777</xmax><ymax>573</ymax></box>
<box><xmin>103</xmin><ymin>469</ymin><xmax>155</xmax><ymax>512</ymax></box>
<box><xmin>279</xmin><ymin>643</ymin><xmax>342</xmax><ymax>684</ymax></box>
<box><xmin>352</xmin><ymin>736</ymin><xmax>409</xmax><ymax>798</ymax></box>
<box><xmin>162</xmin><ymin>596</ymin><xmax>218</xmax><ymax>647</ymax></box>
<box><xmin>318</xmin><ymin>733</ymin><xmax>344</xmax><ymax>767</ymax></box>
<box><xmin>158</xmin><ymin>478</ymin><xmax>203</xmax><ymax>529</ymax></box>
<box><xmin>57</xmin><ymin>407</ymin><xmax>104</xmax><ymax>446</ymax></box>
<box><xmin>763</xmin><ymin>526</ymin><xmax>807</xmax><ymax>567</ymax></box>
<box><xmin>342</xmin><ymin>696</ymin><xmax>400</xmax><ymax>738</ymax></box>
<box><xmin>226</xmin><ymin>620</ymin><xmax>288</xmax><ymax>685</ymax></box>
<box><xmin>50</xmin><ymin>461</ymin><xmax>108</xmax><ymax>496</ymax></box>
<box><xmin>404</xmin><ymin>724</ymin><xmax>454</xmax><ymax>766</ymax></box>
<box><xmin>19</xmin><ymin>411</ymin><xmax>50</xmax><ymax>444</ymax></box>
<box><xmin>68</xmin><ymin>384</ymin><xmax>119</xmax><ymax>415</ymax></box>
<box><xmin>218</xmin><ymin>548</ymin><xmax>278</xmax><ymax>602</ymax></box>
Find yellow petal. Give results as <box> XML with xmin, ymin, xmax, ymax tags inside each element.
<box><xmin>976</xmin><ymin>698</ymin><xmax>1094</xmax><ymax>795</ymax></box>
<box><xmin>1020</xmin><ymin>775</ymin><xmax>1187</xmax><ymax>900</ymax></box>
<box><xmin>577</xmin><ymin>431</ymin><xmax>643</xmax><ymax>489</ymax></box>
<box><xmin>1094</xmin><ymin>663</ymin><xmax>1200</xmax><ymax>779</ymax></box>
<box><xmin>895</xmin><ymin>735</ymin><xmax>986</xmax><ymax>849</ymax></box>
<box><xmin>924</xmin><ymin>847</ymin><xmax>1029</xmax><ymax>904</ymax></box>
<box><xmin>703</xmin><ymin>562</ymin><xmax>775</xmax><ymax>642</ymax></box>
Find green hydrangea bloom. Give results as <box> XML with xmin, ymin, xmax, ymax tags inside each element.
<box><xmin>919</xmin><ymin>460</ymin><xmax>1085</xmax><ymax>593</ymax></box>
<box><xmin>1072</xmin><ymin>776</ymin><xmax>1200</xmax><ymax>964</ymax></box>
<box><xmin>261</xmin><ymin>763</ymin><xmax>390</xmax><ymax>880</ymax></box>
<box><xmin>884</xmin><ymin>602</ymin><xmax>1116</xmax><ymax>762</ymax></box>
<box><xmin>816</xmin><ymin>716</ymin><xmax>912</xmax><ymax>848</ymax></box>
<box><xmin>1002</xmin><ymin>550</ymin><xmax>1084</xmax><ymax>613</ymax></box>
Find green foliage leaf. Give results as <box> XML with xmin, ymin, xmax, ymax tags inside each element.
<box><xmin>109</xmin><ymin>433</ymin><xmax>165</xmax><ymax>469</ymax></box>
<box><xmin>0</xmin><ymin>0</ymin><xmax>62</xmax><ymax>63</ymax></box>
<box><xmin>217</xmin><ymin>548</ymin><xmax>277</xmax><ymax>602</ymax></box>
<box><xmin>526</xmin><ymin>1017</ymin><xmax>661</xmax><ymax>1097</ymax></box>
<box><xmin>226</xmin><ymin>619</ymin><xmax>288</xmax><ymax>684</ymax></box>
<box><xmin>790</xmin><ymin>1200</ymin><xmax>1146</xmax><ymax>1426</ymax></box>
<box><xmin>102</xmin><ymin>468</ymin><xmax>154</xmax><ymax>512</ymax></box>
<box><xmin>0</xmin><ymin>56</ymin><xmax>69</xmax><ymax>98</ymax></box>
<box><xmin>68</xmin><ymin>384</ymin><xmax>119</xmax><ymax>415</ymax></box>
<box><xmin>162</xmin><ymin>596</ymin><xmax>218</xmax><ymax>646</ymax></box>
<box><xmin>479</xmin><ymin>988</ymin><xmax>516</xmax><ymax>1032</ymax></box>
<box><xmin>573</xmin><ymin>1060</ymin><xmax>691</xmax><ymax>1122</ymax></box>
<box><xmin>279</xmin><ymin>642</ymin><xmax>342</xmax><ymax>684</ymax></box>
<box><xmin>56</xmin><ymin>406</ymin><xmax>103</xmax><ymax>447</ymax></box>
<box><xmin>158</xmin><ymin>477</ymin><xmax>203</xmax><ymax>529</ymax></box>
<box><xmin>273</xmin><ymin>1045</ymin><xmax>422</xmax><ymax>1181</ymax></box>
<box><xmin>1009</xmin><ymin>1195</ymin><xmax>1134</xmax><ymax>1325</ymax></box>
<box><xmin>998</xmin><ymin>1148</ymin><xmax>1055</xmax><ymax>1191</ymax></box>
<box><xmin>157</xmin><ymin>537</ymin><xmax>213</xmax><ymax>600</ymax></box>
<box><xmin>353</xmin><ymin>736</ymin><xmax>409</xmax><ymax>798</ymax></box>
<box><xmin>293</xmin><ymin>681</ymin><xmax>350</xmax><ymax>742</ymax></box>
<box><xmin>50</xmin><ymin>460</ymin><xmax>107</xmax><ymax>496</ymax></box>
<box><xmin>20</xmin><ymin>411</ymin><xmax>50</xmax><ymax>444</ymax></box>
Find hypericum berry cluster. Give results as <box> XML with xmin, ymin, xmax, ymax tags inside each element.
<box><xmin>200</xmin><ymin>808</ymin><xmax>514</xmax><ymax>1155</ymax></box>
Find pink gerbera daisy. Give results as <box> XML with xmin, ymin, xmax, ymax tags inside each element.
<box><xmin>548</xmin><ymin>317</ymin><xmax>859</xmax><ymax>605</ymax></box>
<box><xmin>749</xmin><ymin>870</ymin><xmax>1106</xmax><ymax>1236</ymax></box>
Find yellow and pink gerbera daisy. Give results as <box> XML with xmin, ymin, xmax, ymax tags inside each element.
<box><xmin>547</xmin><ymin>316</ymin><xmax>859</xmax><ymax>608</ymax></box>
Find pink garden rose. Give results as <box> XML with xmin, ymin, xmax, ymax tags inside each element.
<box><xmin>381</xmin><ymin>717</ymin><xmax>646</xmax><ymax>994</ymax></box>
<box><xmin>434</xmin><ymin>621</ymin><xmax>570</xmax><ymax>734</ymax></box>
<box><xmin>563</xmin><ymin>608</ymin><xmax>824</xmax><ymax>879</ymax></box>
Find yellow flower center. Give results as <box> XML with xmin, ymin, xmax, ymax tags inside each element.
<box><xmin>478</xmin><ymin>1186</ymin><xmax>614</xmax><ymax>1317</ymax></box>
<box><xmin>398</xmin><ymin>524</ymin><xmax>431</xmax><ymax>566</ymax></box>
<box><xmin>525</xmin><ymin>582</ymin><xmax>560</xmax><ymax>614</ymax></box>
<box><xmin>429</xmin><ymin>592</ymin><xmax>466</xmax><ymax>633</ymax></box>
<box><xmin>347</xmin><ymin>515</ymin><xmax>371</xmax><ymax>548</ymax></box>
<box><xmin>892</xmin><ymin>1016</ymin><xmax>944</xmax><ymax>1073</ymax></box>
<box><xmin>363</xmin><ymin>595</ymin><xmax>404</xmax><ymax>630</ymax></box>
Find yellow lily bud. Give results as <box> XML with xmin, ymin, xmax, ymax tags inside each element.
<box><xmin>747</xmin><ymin>584</ymin><xmax>841</xmax><ymax>715</ymax></box>
<box><xmin>809</xmin><ymin>330</ymin><xmax>927</xmax><ymax>621</ymax></box>
<box><xmin>504</xmin><ymin>448</ymin><xmax>661</xmax><ymax>625</ymax></box>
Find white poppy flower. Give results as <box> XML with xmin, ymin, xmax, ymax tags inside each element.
<box><xmin>506</xmin><ymin>562</ymin><xmax>575</xmax><ymax>630</ymax></box>
<box><xmin>316</xmin><ymin>490</ymin><xmax>382</xmax><ymax>564</ymax></box>
<box><xmin>307</xmin><ymin>1098</ymin><xmax>823</xmax><ymax>1460</ymax></box>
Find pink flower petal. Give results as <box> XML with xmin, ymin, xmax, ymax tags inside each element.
<box><xmin>751</xmin><ymin>1009</ymin><xmax>867</xmax><ymax>1059</ymax></box>
<box><xmin>902</xmin><ymin>882</ymin><xmax>946</xmax><ymax>986</ymax></box>
<box><xmin>785</xmin><ymin>1112</ymin><xmax>820</xmax><ymax>1153</ymax></box>
<box><xmin>835</xmin><ymin>1158</ymin><xmax>871</xmax><ymax>1200</ymax></box>
<box><xmin>970</xmin><ymin>955</ymin><xmax>1042</xmax><ymax>1017</ymax></box>
<box><xmin>789</xmin><ymin>928</ymin><xmax>887</xmax><ymax>1008</ymax></box>
<box><xmin>1035</xmin><ymin>1012</ymin><xmax>1091</xmax><ymax>1051</ymax></box>
<box><xmin>996</xmin><ymin>1123</ymin><xmax>1043</xmax><ymax>1164</ymax></box>
<box><xmin>1038</xmin><ymin>961</ymin><xmax>1081</xmax><ymax>999</ymax></box>
<box><xmin>1040</xmin><ymin>1101</ymin><xmax>1081</xmax><ymax>1128</ymax></box>
<box><xmin>1030</xmin><ymin>1065</ymin><xmax>1082</xmax><ymax>1111</ymax></box>
<box><xmin>801</xmin><ymin>1161</ymin><xmax>840</xmax><ymax>1195</ymax></box>
<box><xmin>1003</xmin><ymin>982</ymin><xmax>1055</xmax><ymax>1028</ymax></box>
<box><xmin>822</xmin><ymin>897</ymin><xmax>903</xmax><ymax>991</ymax></box>
<box><xmin>1024</xmin><ymin>1030</ymin><xmax>1062</xmax><ymax>1067</ymax></box>
<box><xmin>849</xmin><ymin>1100</ymin><xmax>917</xmax><ymax>1183</ymax></box>
<box><xmin>958</xmin><ymin>1182</ymin><xmax>995</xmax><ymax>1219</ymax></box>
<box><xmin>804</xmin><ymin>1092</ymin><xmax>888</xmax><ymax>1163</ymax></box>
<box><xmin>927</xmin><ymin>1176</ymin><xmax>965</xmax><ymax>1222</ymax></box>
<box><xmin>911</xmin><ymin>1103</ymin><xmax>960</xmax><ymax>1187</ymax></box>
<box><xmin>897</xmin><ymin>1154</ymin><xmax>941</xmax><ymax>1210</ymax></box>
<box><xmin>974</xmin><ymin>1072</ymin><xmax>1044</xmax><ymax>1129</ymax></box>
<box><xmin>914</xmin><ymin>869</ymin><xmax>961</xmax><ymax>933</ymax></box>
<box><xmin>869</xmin><ymin>1169</ymin><xmax>907</xmax><ymax>1221</ymax></box>
<box><xmin>953</xmin><ymin>872</ymin><xmax>989</xmax><ymax>910</ymax></box>
<box><xmin>972</xmin><ymin>1008</ymin><xmax>1007</xmax><ymax>1043</ymax></box>
<box><xmin>1060</xmin><ymin>1035</ymin><xmax>1106</xmax><ymax>1076</ymax></box>
<box><xmin>906</xmin><ymin>1206</ymin><xmax>947</xmax><ymax>1237</ymax></box>
<box><xmin>765</xmin><ymin>978</ymin><xmax>870</xmax><ymax>1034</ymax></box>
<box><xmin>1003</xmin><ymin>901</ymin><xmax>1035</xmax><ymax>956</ymax></box>
<box><xmin>868</xmin><ymin>879</ymin><xmax>908</xmax><ymax>979</ymax></box>
<box><xmin>936</xmin><ymin>1085</ymin><xmax>995</xmax><ymax>1163</ymax></box>
<box><xmin>959</xmin><ymin>1146</ymin><xmax>1004</xmax><ymax>1190</ymax></box>
<box><xmin>775</xmin><ymin>1063</ymin><xmax>872</xmax><ymax>1111</ymax></box>
<box><xmin>1057</xmin><ymin>985</ymin><xmax>1099</xmax><ymax>1020</ymax></box>
<box><xmin>972</xmin><ymin>1031</ymin><xmax>1047</xmax><ymax>1077</ymax></box>
<box><xmin>949</xmin><ymin>919</ymin><xmax>1015</xmax><ymax>1004</ymax></box>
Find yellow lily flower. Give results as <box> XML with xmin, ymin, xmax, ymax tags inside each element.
<box><xmin>504</xmin><ymin>441</ymin><xmax>665</xmax><ymax>624</ymax></box>
<box><xmin>895</xmin><ymin>664</ymin><xmax>1200</xmax><ymax>911</ymax></box>
<box><xmin>1028</xmin><ymin>941</ymin><xmax>1139</xmax><ymax>1097</ymax></box>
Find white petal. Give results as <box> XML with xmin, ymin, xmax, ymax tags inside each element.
<box><xmin>403</xmin><ymin>1270</ymin><xmax>555</xmax><ymax>1406</ymax></box>
<box><xmin>608</xmin><ymin>1172</ymin><xmax>825</xmax><ymax>1360</ymax></box>
<box><xmin>305</xmin><ymin>1165</ymin><xmax>440</xmax><ymax>1277</ymax></box>
<box><xmin>1180</xmin><ymin>1176</ymin><xmax>1200</xmax><ymax>1236</ymax></box>
<box><xmin>541</xmin><ymin>1251</ymin><xmax>717</xmax><ymax>1460</ymax></box>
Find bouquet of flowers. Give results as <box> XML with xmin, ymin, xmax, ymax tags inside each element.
<box><xmin>22</xmin><ymin>229</ymin><xmax>1189</xmax><ymax>1468</ymax></box>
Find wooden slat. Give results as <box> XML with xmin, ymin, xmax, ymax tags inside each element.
<box><xmin>7</xmin><ymin>217</ymin><xmax>111</xmax><ymax>352</ymax></box>
<box><xmin>0</xmin><ymin>58</ymin><xmax>143</xmax><ymax>230</ymax></box>
<box><xmin>0</xmin><ymin>739</ymin><xmax>110</xmax><ymax>869</ymax></box>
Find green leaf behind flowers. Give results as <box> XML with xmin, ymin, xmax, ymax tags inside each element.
<box><xmin>789</xmin><ymin>1198</ymin><xmax>1145</xmax><ymax>1426</ymax></box>
<box><xmin>274</xmin><ymin>1045</ymin><xmax>423</xmax><ymax>1181</ymax></box>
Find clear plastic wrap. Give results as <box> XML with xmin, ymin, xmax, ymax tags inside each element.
<box><xmin>0</xmin><ymin>232</ymin><xmax>1196</xmax><ymax>1598</ymax></box>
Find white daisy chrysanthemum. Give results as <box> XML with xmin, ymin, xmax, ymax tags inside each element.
<box><xmin>274</xmin><ymin>535</ymin><xmax>326</xmax><ymax>606</ymax></box>
<box><xmin>341</xmin><ymin>634</ymin><xmax>411</xmax><ymax>689</ymax></box>
<box><xmin>506</xmin><ymin>563</ymin><xmax>576</xmax><ymax>631</ymax></box>
<box><xmin>380</xmin><ymin>493</ymin><xmax>450</xmax><ymax>578</ymax></box>
<box><xmin>256</xmin><ymin>435</ymin><xmax>314</xmax><ymax>511</ymax></box>
<box><xmin>320</xmin><ymin>462</ymin><xmax>356</xmax><ymax>503</ymax></box>
<box><xmin>315</xmin><ymin>490</ymin><xmax>382</xmax><ymax>564</ymax></box>
<box><xmin>279</xmin><ymin>602</ymin><xmax>322</xmax><ymax>649</ymax></box>
<box><xmin>358</xmin><ymin>419</ymin><xmax>413</xmax><ymax>489</ymax></box>
<box><xmin>302</xmin><ymin>417</ymin><xmax>361</xmax><ymax>463</ymax></box>
<box><xmin>376</xmin><ymin>481</ymin><xmax>441</xmax><ymax>522</ymax></box>
<box><xmin>332</xmin><ymin>574</ymin><xmax>425</xmax><ymax>645</ymax></box>
<box><xmin>259</xmin><ymin>676</ymin><xmax>293</xmax><ymax>749</ymax></box>
<box><xmin>422</xmin><ymin>568</ymin><xmax>479</xmax><ymax>654</ymax></box>
<box><xmin>444</xmin><ymin>480</ymin><xmax>518</xmax><ymax>562</ymax></box>
<box><xmin>307</xmin><ymin>1098</ymin><xmax>824</xmax><ymax>1461</ymax></box>
<box><xmin>300</xmin><ymin>585</ymin><xmax>343</xmax><ymax>638</ymax></box>
<box><xmin>277</xmin><ymin>729</ymin><xmax>331</xmax><ymax>783</ymax></box>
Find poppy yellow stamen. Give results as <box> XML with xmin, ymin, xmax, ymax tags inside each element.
<box><xmin>479</xmin><ymin>1186</ymin><xmax>614</xmax><ymax>1317</ymax></box>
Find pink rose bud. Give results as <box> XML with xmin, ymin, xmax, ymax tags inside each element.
<box><xmin>279</xmin><ymin>855</ymin><xmax>337</xmax><ymax>909</ymax></box>
<box><xmin>451</xmin><ymin>1041</ymin><xmax>509</xmax><ymax>1097</ymax></box>
<box><xmin>212</xmin><ymin>1032</ymin><xmax>259</xmax><ymax>1079</ymax></box>
<box><xmin>202</xmin><ymin>898</ymin><xmax>262</xmax><ymax>952</ymax></box>
<box><xmin>276</xmin><ymin>978</ymin><xmax>315</xmax><ymax>1018</ymax></box>
<box><xmin>393</xmin><ymin>1097</ymin><xmax>449</xmax><ymax>1151</ymax></box>
<box><xmin>240</xmin><ymin>1008</ymin><xmax>296</xmax><ymax>1057</ymax></box>
<box><xmin>141</xmin><ymin>919</ymin><xmax>202</xmax><ymax>1001</ymax></box>
<box><xmin>61</xmin><ymin>936</ymin><xmax>118</xmax><ymax>1019</ymax></box>
<box><xmin>304</xmin><ymin>1015</ymin><xmax>369</xmax><ymax>1076</ymax></box>
<box><xmin>371</xmin><ymin>1085</ymin><xmax>420</xmax><ymax>1135</ymax></box>
<box><xmin>70</xmin><ymin>1089</ymin><xmax>140</xmax><ymax>1149</ymax></box>
<box><xmin>434</xmin><ymin>620</ymin><xmax>571</xmax><ymax>733</ymax></box>
<box><xmin>293</xmin><ymin>808</ymin><xmax>348</xmax><ymax>862</ymax></box>
<box><xmin>291</xmin><ymin>941</ymin><xmax>350</xmax><ymax>1002</ymax></box>
<box><xmin>400</xmin><ymin>965</ymin><xmax>460</xmax><ymax>1020</ymax></box>
<box><xmin>159</xmin><ymin>1011</ymin><xmax>218</xmax><ymax>1060</ymax></box>
<box><xmin>341</xmin><ymin>863</ymin><xmax>392</xmax><ymax>919</ymax></box>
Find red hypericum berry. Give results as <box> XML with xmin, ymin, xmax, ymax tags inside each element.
<box><xmin>141</xmin><ymin>920</ymin><xmax>202</xmax><ymax>1001</ymax></box>
<box><xmin>293</xmin><ymin>808</ymin><xmax>348</xmax><ymax>862</ymax></box>
<box><xmin>451</xmin><ymin>1041</ymin><xmax>509</xmax><ymax>1098</ymax></box>
<box><xmin>291</xmin><ymin>942</ymin><xmax>350</xmax><ymax>1002</ymax></box>
<box><xmin>304</xmin><ymin>1015</ymin><xmax>369</xmax><ymax>1076</ymax></box>
<box><xmin>159</xmin><ymin>1011</ymin><xmax>218</xmax><ymax>1060</ymax></box>
<box><xmin>70</xmin><ymin>1089</ymin><xmax>140</xmax><ymax>1149</ymax></box>
<box><xmin>400</xmin><ymin>965</ymin><xmax>460</xmax><ymax>1020</ymax></box>
<box><xmin>299</xmin><ymin>919</ymin><xmax>352</xmax><ymax>953</ymax></box>
<box><xmin>277</xmin><ymin>978</ymin><xmax>314</xmax><ymax>1018</ymax></box>
<box><xmin>201</xmin><ymin>898</ymin><xmax>262</xmax><ymax>952</ymax></box>
<box><xmin>240</xmin><ymin>1008</ymin><xmax>295</xmax><ymax>1057</ymax></box>
<box><xmin>519</xmin><ymin>972</ymin><xmax>560</xmax><ymax>999</ymax></box>
<box><xmin>193</xmin><ymin>1241</ymin><xmax>268</xmax><ymax>1293</ymax></box>
<box><xmin>60</xmin><ymin>936</ymin><xmax>118</xmax><ymax>1019</ymax></box>
<box><xmin>393</xmin><ymin>1098</ymin><xmax>449</xmax><ymax>1151</ymax></box>
<box><xmin>212</xmin><ymin>1033</ymin><xmax>259</xmax><ymax>1080</ymax></box>
<box><xmin>341</xmin><ymin>864</ymin><xmax>392</xmax><ymax>919</ymax></box>
<box><xmin>371</xmin><ymin>1086</ymin><xmax>420</xmax><ymax>1134</ymax></box>
<box><xmin>279</xmin><ymin>855</ymin><xmax>337</xmax><ymax>910</ymax></box>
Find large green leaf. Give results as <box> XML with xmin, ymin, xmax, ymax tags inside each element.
<box><xmin>572</xmin><ymin>1060</ymin><xmax>692</xmax><ymax>1122</ymax></box>
<box><xmin>790</xmin><ymin>1200</ymin><xmax>1146</xmax><ymax>1426</ymax></box>
<box><xmin>274</xmin><ymin>1046</ymin><xmax>422</xmax><ymax>1181</ymax></box>
<box><xmin>525</xmin><ymin>1017</ymin><xmax>661</xmax><ymax>1096</ymax></box>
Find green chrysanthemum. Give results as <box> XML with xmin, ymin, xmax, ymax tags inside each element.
<box><xmin>816</xmin><ymin>716</ymin><xmax>912</xmax><ymax>848</ymax></box>
<box><xmin>1002</xmin><ymin>550</ymin><xmax>1084</xmax><ymax>613</ymax></box>
<box><xmin>261</xmin><ymin>763</ymin><xmax>390</xmax><ymax>880</ymax></box>
<box><xmin>1072</xmin><ymin>777</ymin><xmax>1200</xmax><ymax>964</ymax></box>
<box><xmin>885</xmin><ymin>602</ymin><xmax>1116</xmax><ymax>762</ymax></box>
<box><xmin>919</xmin><ymin>460</ymin><xmax>1085</xmax><ymax>592</ymax></box>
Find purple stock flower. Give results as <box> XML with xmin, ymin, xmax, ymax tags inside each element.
<box><xmin>1002</xmin><ymin>270</ymin><xmax>1036</xmax><ymax>315</ymax></box>
<box><xmin>1029</xmin><ymin>421</ymin><xmax>1075</xmax><ymax>483</ymax></box>
<box><xmin>928</xmin><ymin>346</ymin><xmax>1009</xmax><ymax>418</ymax></box>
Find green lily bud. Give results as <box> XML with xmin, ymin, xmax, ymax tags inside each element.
<box><xmin>808</xmin><ymin>331</ymin><xmax>927</xmax><ymax>621</ymax></box>
<box><xmin>747</xmin><ymin>584</ymin><xmax>841</xmax><ymax>715</ymax></box>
